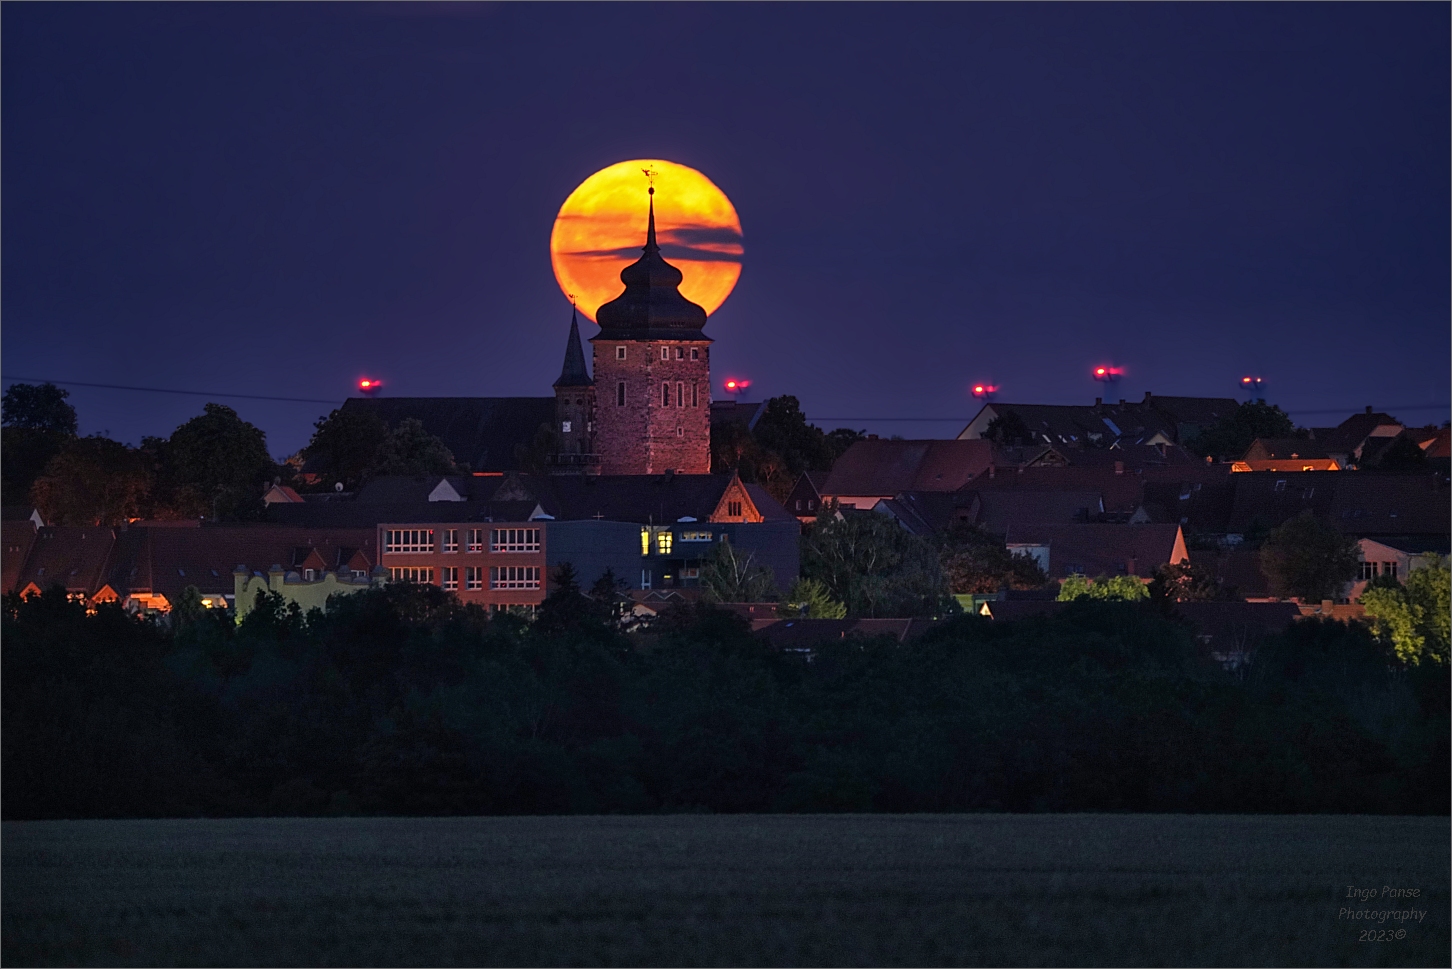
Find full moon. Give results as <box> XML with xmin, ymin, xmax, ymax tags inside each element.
<box><xmin>550</xmin><ymin>159</ymin><xmax>743</xmax><ymax>323</ymax></box>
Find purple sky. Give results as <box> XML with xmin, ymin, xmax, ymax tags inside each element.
<box><xmin>4</xmin><ymin>3</ymin><xmax>1448</xmax><ymax>458</ymax></box>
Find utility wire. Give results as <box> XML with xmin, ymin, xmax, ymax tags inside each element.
<box><xmin>4</xmin><ymin>376</ymin><xmax>1444</xmax><ymax>421</ymax></box>
<box><xmin>0</xmin><ymin>376</ymin><xmax>342</xmax><ymax>406</ymax></box>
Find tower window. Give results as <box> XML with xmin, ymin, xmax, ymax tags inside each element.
<box><xmin>691</xmin><ymin>348</ymin><xmax>699</xmax><ymax>360</ymax></box>
<box><xmin>677</xmin><ymin>382</ymin><xmax>684</xmax><ymax>407</ymax></box>
<box><xmin>692</xmin><ymin>383</ymin><xmax>699</xmax><ymax>407</ymax></box>
<box><xmin>662</xmin><ymin>382</ymin><xmax>671</xmax><ymax>407</ymax></box>
<box><xmin>561</xmin><ymin>420</ymin><xmax>572</xmax><ymax>433</ymax></box>
<box><xmin>728</xmin><ymin>501</ymin><xmax>743</xmax><ymax>517</ymax></box>
<box><xmin>661</xmin><ymin>347</ymin><xmax>669</xmax><ymax>361</ymax></box>
<box><xmin>616</xmin><ymin>346</ymin><xmax>627</xmax><ymax>360</ymax></box>
<box><xmin>617</xmin><ymin>382</ymin><xmax>626</xmax><ymax>407</ymax></box>
<box><xmin>676</xmin><ymin>347</ymin><xmax>684</xmax><ymax>360</ymax></box>
<box><xmin>677</xmin><ymin>427</ymin><xmax>684</xmax><ymax>437</ymax></box>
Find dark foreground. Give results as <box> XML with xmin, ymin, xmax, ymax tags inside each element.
<box><xmin>3</xmin><ymin>814</ymin><xmax>1446</xmax><ymax>967</ymax></box>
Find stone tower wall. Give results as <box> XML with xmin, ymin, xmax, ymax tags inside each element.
<box><xmin>553</xmin><ymin>386</ymin><xmax>596</xmax><ymax>457</ymax></box>
<box><xmin>592</xmin><ymin>337</ymin><xmax>711</xmax><ymax>474</ymax></box>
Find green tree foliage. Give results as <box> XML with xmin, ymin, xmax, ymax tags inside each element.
<box><xmin>710</xmin><ymin>395</ymin><xmax>862</xmax><ymax>503</ymax></box>
<box><xmin>149</xmin><ymin>404</ymin><xmax>276</xmax><ymax>521</ymax></box>
<box><xmin>1361</xmin><ymin>558</ymin><xmax>1451</xmax><ymax>665</ymax></box>
<box><xmin>301</xmin><ymin>406</ymin><xmax>389</xmax><ymax>490</ymax></box>
<box><xmin>778</xmin><ymin>578</ymin><xmax>847</xmax><ymax>618</ymax></box>
<box><xmin>1057</xmin><ymin>574</ymin><xmax>1151</xmax><ymax>602</ymax></box>
<box><xmin>1259</xmin><ymin>511</ymin><xmax>1360</xmax><ymax>602</ymax></box>
<box><xmin>1151</xmin><ymin>561</ymin><xmax>1228</xmax><ymax>601</ymax></box>
<box><xmin>700</xmin><ymin>538</ymin><xmax>779</xmax><ymax>603</ymax></box>
<box><xmin>30</xmin><ymin>436</ymin><xmax>153</xmax><ymax>525</ymax></box>
<box><xmin>1190</xmin><ymin>401</ymin><xmax>1301</xmax><ymax>461</ymax></box>
<box><xmin>369</xmin><ymin>418</ymin><xmax>457</xmax><ymax>478</ymax></box>
<box><xmin>802</xmin><ymin>506</ymin><xmax>950</xmax><ymax>617</ymax></box>
<box><xmin>2</xmin><ymin>382</ymin><xmax>79</xmax><ymax>500</ymax></box>
<box><xmin>5</xmin><ymin>587</ymin><xmax>1446</xmax><ymax>819</ymax></box>
<box><xmin>939</xmin><ymin>522</ymin><xmax>1048</xmax><ymax>594</ymax></box>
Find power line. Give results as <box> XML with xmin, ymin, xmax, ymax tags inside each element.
<box><xmin>0</xmin><ymin>376</ymin><xmax>342</xmax><ymax>406</ymax></box>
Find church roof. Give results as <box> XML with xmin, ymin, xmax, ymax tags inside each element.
<box><xmin>554</xmin><ymin>307</ymin><xmax>593</xmax><ymax>388</ymax></box>
<box><xmin>593</xmin><ymin>189</ymin><xmax>711</xmax><ymax>341</ymax></box>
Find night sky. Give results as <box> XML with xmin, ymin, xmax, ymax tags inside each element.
<box><xmin>4</xmin><ymin>3</ymin><xmax>1448</xmax><ymax>459</ymax></box>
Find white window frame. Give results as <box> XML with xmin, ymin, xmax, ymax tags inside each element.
<box><xmin>384</xmin><ymin>529</ymin><xmax>435</xmax><ymax>554</ymax></box>
<box><xmin>442</xmin><ymin>529</ymin><xmax>459</xmax><ymax>553</ymax></box>
<box><xmin>490</xmin><ymin>565</ymin><xmax>540</xmax><ymax>590</ymax></box>
<box><xmin>442</xmin><ymin>566</ymin><xmax>459</xmax><ymax>591</ymax></box>
<box><xmin>491</xmin><ymin>528</ymin><xmax>541</xmax><ymax>553</ymax></box>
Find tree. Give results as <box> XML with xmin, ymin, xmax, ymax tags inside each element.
<box><xmin>1190</xmin><ymin>401</ymin><xmax>1300</xmax><ymax>461</ymax></box>
<box><xmin>30</xmin><ymin>436</ymin><xmax>153</xmax><ymax>525</ymax></box>
<box><xmin>2</xmin><ymin>382</ymin><xmax>79</xmax><ymax>500</ymax></box>
<box><xmin>301</xmin><ymin>406</ymin><xmax>388</xmax><ymax>490</ymax></box>
<box><xmin>1259</xmin><ymin>511</ymin><xmax>1360</xmax><ymax>602</ymax></box>
<box><xmin>824</xmin><ymin>428</ymin><xmax>865</xmax><ymax>462</ymax></box>
<box><xmin>1150</xmin><ymin>561</ymin><xmax>1227</xmax><ymax>601</ymax></box>
<box><xmin>801</xmin><ymin>504</ymin><xmax>950</xmax><ymax>617</ymax></box>
<box><xmin>777</xmin><ymin>578</ymin><xmax>847</xmax><ymax>618</ymax></box>
<box><xmin>939</xmin><ymin>522</ymin><xmax>1048</xmax><ymax>594</ymax></box>
<box><xmin>151</xmin><ymin>404</ymin><xmax>275</xmax><ymax>521</ymax></box>
<box><xmin>1361</xmin><ymin>558</ymin><xmax>1450</xmax><ymax>665</ymax></box>
<box><xmin>1057</xmin><ymin>574</ymin><xmax>1150</xmax><ymax>602</ymax></box>
<box><xmin>369</xmin><ymin>418</ymin><xmax>457</xmax><ymax>478</ymax></box>
<box><xmin>2</xmin><ymin>382</ymin><xmax>78</xmax><ymax>434</ymax></box>
<box><xmin>983</xmin><ymin>412</ymin><xmax>1034</xmax><ymax>447</ymax></box>
<box><xmin>1365</xmin><ymin>435</ymin><xmax>1426</xmax><ymax>471</ymax></box>
<box><xmin>710</xmin><ymin>396</ymin><xmax>863</xmax><ymax>502</ymax></box>
<box><xmin>513</xmin><ymin>422</ymin><xmax>559</xmax><ymax>476</ymax></box>
<box><xmin>699</xmin><ymin>538</ymin><xmax>779</xmax><ymax>603</ymax></box>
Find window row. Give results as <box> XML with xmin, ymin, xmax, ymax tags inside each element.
<box><xmin>387</xmin><ymin>528</ymin><xmax>540</xmax><ymax>554</ymax></box>
<box><xmin>491</xmin><ymin>566</ymin><xmax>540</xmax><ymax>590</ymax></box>
<box><xmin>394</xmin><ymin>565</ymin><xmax>540</xmax><ymax>590</ymax></box>
<box><xmin>613</xmin><ymin>346</ymin><xmax>702</xmax><ymax>361</ymax></box>
<box><xmin>613</xmin><ymin>381</ymin><xmax>703</xmax><ymax>408</ymax></box>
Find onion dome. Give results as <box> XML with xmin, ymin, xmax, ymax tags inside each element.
<box><xmin>594</xmin><ymin>188</ymin><xmax>711</xmax><ymax>341</ymax></box>
<box><xmin>554</xmin><ymin>306</ymin><xmax>593</xmax><ymax>388</ymax></box>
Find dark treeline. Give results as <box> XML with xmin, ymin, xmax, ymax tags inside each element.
<box><xmin>4</xmin><ymin>580</ymin><xmax>1447</xmax><ymax>819</ymax></box>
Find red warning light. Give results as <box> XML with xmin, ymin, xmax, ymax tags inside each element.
<box><xmin>971</xmin><ymin>384</ymin><xmax>999</xmax><ymax>399</ymax></box>
<box><xmin>1092</xmin><ymin>366</ymin><xmax>1124</xmax><ymax>383</ymax></box>
<box><xmin>724</xmin><ymin>378</ymin><xmax>751</xmax><ymax>394</ymax></box>
<box><xmin>358</xmin><ymin>377</ymin><xmax>383</xmax><ymax>396</ymax></box>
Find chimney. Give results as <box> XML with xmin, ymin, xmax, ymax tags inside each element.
<box><xmin>1143</xmin><ymin>391</ymin><xmax>1153</xmax><ymax>402</ymax></box>
<box><xmin>1114</xmin><ymin>460</ymin><xmax>1124</xmax><ymax>476</ymax></box>
<box><xmin>1119</xmin><ymin>399</ymin><xmax>1126</xmax><ymax>407</ymax></box>
<box><xmin>867</xmin><ymin>433</ymin><xmax>879</xmax><ymax>440</ymax></box>
<box><xmin>1365</xmin><ymin>406</ymin><xmax>1373</xmax><ymax>415</ymax></box>
<box><xmin>1094</xmin><ymin>397</ymin><xmax>1102</xmax><ymax>407</ymax></box>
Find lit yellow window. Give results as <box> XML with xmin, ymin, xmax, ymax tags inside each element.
<box><xmin>641</xmin><ymin>527</ymin><xmax>650</xmax><ymax>556</ymax></box>
<box><xmin>657</xmin><ymin>531</ymin><xmax>673</xmax><ymax>555</ymax></box>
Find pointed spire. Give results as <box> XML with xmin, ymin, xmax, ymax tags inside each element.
<box><xmin>644</xmin><ymin>186</ymin><xmax>658</xmax><ymax>252</ymax></box>
<box><xmin>554</xmin><ymin>304</ymin><xmax>592</xmax><ymax>388</ymax></box>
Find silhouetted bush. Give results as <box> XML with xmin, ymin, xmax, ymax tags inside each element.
<box><xmin>3</xmin><ymin>586</ymin><xmax>1445</xmax><ymax>819</ymax></box>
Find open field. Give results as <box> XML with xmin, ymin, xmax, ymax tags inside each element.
<box><xmin>3</xmin><ymin>814</ymin><xmax>1446</xmax><ymax>966</ymax></box>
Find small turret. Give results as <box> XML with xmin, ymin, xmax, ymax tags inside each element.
<box><xmin>550</xmin><ymin>306</ymin><xmax>598</xmax><ymax>473</ymax></box>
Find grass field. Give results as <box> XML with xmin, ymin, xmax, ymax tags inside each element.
<box><xmin>3</xmin><ymin>814</ymin><xmax>1446</xmax><ymax>966</ymax></box>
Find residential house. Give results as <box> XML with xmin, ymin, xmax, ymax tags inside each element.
<box><xmin>1</xmin><ymin>506</ymin><xmax>45</xmax><ymax>595</ymax></box>
<box><xmin>818</xmin><ymin>438</ymin><xmax>994</xmax><ymax>510</ymax></box>
<box><xmin>1001</xmin><ymin>523</ymin><xmax>1189</xmax><ymax>581</ymax></box>
<box><xmin>784</xmin><ymin>471</ymin><xmax>827</xmax><ymax>524</ymax></box>
<box><xmin>1232</xmin><ymin>438</ymin><xmax>1340</xmax><ymax>473</ymax></box>
<box><xmin>957</xmin><ymin>393</ymin><xmax>1238</xmax><ymax>449</ymax></box>
<box><xmin>1310</xmin><ymin>408</ymin><xmax>1404</xmax><ymax>468</ymax></box>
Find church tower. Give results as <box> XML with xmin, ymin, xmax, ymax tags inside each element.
<box><xmin>590</xmin><ymin>187</ymin><xmax>712</xmax><ymax>475</ymax></box>
<box><xmin>550</xmin><ymin>306</ymin><xmax>598</xmax><ymax>473</ymax></box>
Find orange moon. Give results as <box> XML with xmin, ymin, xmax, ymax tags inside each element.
<box><xmin>550</xmin><ymin>159</ymin><xmax>743</xmax><ymax>323</ymax></box>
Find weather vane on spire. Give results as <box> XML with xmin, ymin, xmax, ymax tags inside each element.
<box><xmin>642</xmin><ymin>166</ymin><xmax>658</xmax><ymax>195</ymax></box>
